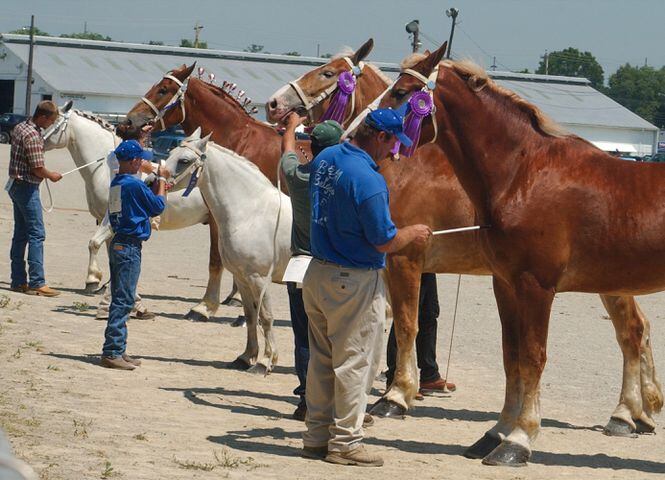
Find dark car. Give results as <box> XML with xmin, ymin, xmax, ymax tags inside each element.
<box><xmin>152</xmin><ymin>133</ymin><xmax>186</xmax><ymax>161</ymax></box>
<box><xmin>0</xmin><ymin>113</ymin><xmax>28</xmax><ymax>143</ymax></box>
<box><xmin>649</xmin><ymin>152</ymin><xmax>665</xmax><ymax>163</ymax></box>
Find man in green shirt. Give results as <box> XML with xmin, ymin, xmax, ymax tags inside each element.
<box><xmin>280</xmin><ymin>113</ymin><xmax>343</xmax><ymax>420</ymax></box>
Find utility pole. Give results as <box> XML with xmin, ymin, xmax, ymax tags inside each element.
<box><xmin>491</xmin><ymin>56</ymin><xmax>497</xmax><ymax>71</ymax></box>
<box><xmin>193</xmin><ymin>21</ymin><xmax>204</xmax><ymax>48</ymax></box>
<box><xmin>317</xmin><ymin>43</ymin><xmax>320</xmax><ymax>57</ymax></box>
<box><xmin>25</xmin><ymin>15</ymin><xmax>35</xmax><ymax>116</ymax></box>
<box><xmin>405</xmin><ymin>20</ymin><xmax>421</xmax><ymax>53</ymax></box>
<box><xmin>541</xmin><ymin>50</ymin><xmax>549</xmax><ymax>75</ymax></box>
<box><xmin>445</xmin><ymin>7</ymin><xmax>459</xmax><ymax>59</ymax></box>
<box><xmin>84</xmin><ymin>21</ymin><xmax>87</xmax><ymax>34</ymax></box>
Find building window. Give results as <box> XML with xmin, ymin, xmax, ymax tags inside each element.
<box><xmin>41</xmin><ymin>94</ymin><xmax>53</xmax><ymax>101</ymax></box>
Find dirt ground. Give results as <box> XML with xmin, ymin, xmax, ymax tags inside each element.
<box><xmin>1</xmin><ymin>145</ymin><xmax>664</xmax><ymax>480</ymax></box>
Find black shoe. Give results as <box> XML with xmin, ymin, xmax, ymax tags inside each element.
<box><xmin>293</xmin><ymin>401</ymin><xmax>307</xmax><ymax>421</ymax></box>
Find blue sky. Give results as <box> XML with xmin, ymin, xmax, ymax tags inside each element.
<box><xmin>2</xmin><ymin>0</ymin><xmax>664</xmax><ymax>81</ymax></box>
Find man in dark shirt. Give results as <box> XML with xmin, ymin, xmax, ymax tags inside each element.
<box><xmin>100</xmin><ymin>140</ymin><xmax>167</xmax><ymax>370</ymax></box>
<box><xmin>7</xmin><ymin>101</ymin><xmax>62</xmax><ymax>296</ymax></box>
<box><xmin>280</xmin><ymin>113</ymin><xmax>343</xmax><ymax>420</ymax></box>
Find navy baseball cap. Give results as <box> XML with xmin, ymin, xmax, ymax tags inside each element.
<box><xmin>365</xmin><ymin>108</ymin><xmax>413</xmax><ymax>147</ymax></box>
<box><xmin>114</xmin><ymin>140</ymin><xmax>153</xmax><ymax>161</ymax></box>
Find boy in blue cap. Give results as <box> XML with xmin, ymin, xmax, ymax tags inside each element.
<box><xmin>302</xmin><ymin>108</ymin><xmax>431</xmax><ymax>466</ymax></box>
<box><xmin>100</xmin><ymin>140</ymin><xmax>168</xmax><ymax>370</ymax></box>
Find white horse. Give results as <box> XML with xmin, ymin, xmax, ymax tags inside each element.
<box><xmin>164</xmin><ymin>128</ymin><xmax>293</xmax><ymax>373</ymax></box>
<box><xmin>42</xmin><ymin>102</ymin><xmax>239</xmax><ymax>320</ymax></box>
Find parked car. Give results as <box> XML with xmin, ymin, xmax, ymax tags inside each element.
<box><xmin>152</xmin><ymin>133</ymin><xmax>186</xmax><ymax>161</ymax></box>
<box><xmin>0</xmin><ymin>113</ymin><xmax>28</xmax><ymax>143</ymax></box>
<box><xmin>649</xmin><ymin>152</ymin><xmax>665</xmax><ymax>163</ymax></box>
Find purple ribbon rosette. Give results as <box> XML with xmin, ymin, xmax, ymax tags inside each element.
<box><xmin>391</xmin><ymin>90</ymin><xmax>434</xmax><ymax>158</ymax></box>
<box><xmin>320</xmin><ymin>70</ymin><xmax>357</xmax><ymax>123</ymax></box>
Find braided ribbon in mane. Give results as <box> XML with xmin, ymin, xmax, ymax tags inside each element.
<box><xmin>319</xmin><ymin>71</ymin><xmax>357</xmax><ymax>123</ymax></box>
<box><xmin>391</xmin><ymin>90</ymin><xmax>434</xmax><ymax>158</ymax></box>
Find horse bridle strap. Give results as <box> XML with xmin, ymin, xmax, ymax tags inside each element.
<box><xmin>141</xmin><ymin>73</ymin><xmax>187</xmax><ymax>130</ymax></box>
<box><xmin>167</xmin><ymin>140</ymin><xmax>206</xmax><ymax>192</ymax></box>
<box><xmin>401</xmin><ymin>64</ymin><xmax>440</xmax><ymax>144</ymax></box>
<box><xmin>288</xmin><ymin>57</ymin><xmax>365</xmax><ymax>121</ymax></box>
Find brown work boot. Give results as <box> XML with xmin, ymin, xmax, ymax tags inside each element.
<box><xmin>10</xmin><ymin>283</ymin><xmax>28</xmax><ymax>293</ymax></box>
<box><xmin>122</xmin><ymin>354</ymin><xmax>142</xmax><ymax>367</ymax></box>
<box><xmin>100</xmin><ymin>356</ymin><xmax>136</xmax><ymax>370</ymax></box>
<box><xmin>420</xmin><ymin>377</ymin><xmax>456</xmax><ymax>394</ymax></box>
<box><xmin>301</xmin><ymin>445</ymin><xmax>328</xmax><ymax>460</ymax></box>
<box><xmin>133</xmin><ymin>310</ymin><xmax>156</xmax><ymax>320</ymax></box>
<box><xmin>26</xmin><ymin>285</ymin><xmax>61</xmax><ymax>297</ymax></box>
<box><xmin>325</xmin><ymin>444</ymin><xmax>383</xmax><ymax>467</ymax></box>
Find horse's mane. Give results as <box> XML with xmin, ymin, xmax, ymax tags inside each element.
<box><xmin>442</xmin><ymin>59</ymin><xmax>570</xmax><ymax>138</ymax></box>
<box><xmin>73</xmin><ymin>109</ymin><xmax>115</xmax><ymax>132</ymax></box>
<box><xmin>206</xmin><ymin>141</ymin><xmax>277</xmax><ymax>189</ymax></box>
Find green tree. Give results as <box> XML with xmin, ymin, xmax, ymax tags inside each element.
<box><xmin>606</xmin><ymin>64</ymin><xmax>665</xmax><ymax>127</ymax></box>
<box><xmin>244</xmin><ymin>44</ymin><xmax>265</xmax><ymax>53</ymax></box>
<box><xmin>9</xmin><ymin>26</ymin><xmax>50</xmax><ymax>36</ymax></box>
<box><xmin>180</xmin><ymin>39</ymin><xmax>207</xmax><ymax>49</ymax></box>
<box><xmin>536</xmin><ymin>47</ymin><xmax>604</xmax><ymax>89</ymax></box>
<box><xmin>60</xmin><ymin>32</ymin><xmax>112</xmax><ymax>41</ymax></box>
<box><xmin>321</xmin><ymin>53</ymin><xmax>333</xmax><ymax>59</ymax></box>
<box><xmin>147</xmin><ymin>40</ymin><xmax>164</xmax><ymax>46</ymax></box>
<box><xmin>282</xmin><ymin>51</ymin><xmax>301</xmax><ymax>56</ymax></box>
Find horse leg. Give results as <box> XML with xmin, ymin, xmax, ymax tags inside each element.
<box><xmin>465</xmin><ymin>276</ymin><xmax>523</xmax><ymax>458</ymax></box>
<box><xmin>370</xmin><ymin>254</ymin><xmax>420</xmax><ymax>418</ymax></box>
<box><xmin>247</xmin><ymin>278</ymin><xmax>278</xmax><ymax>376</ymax></box>
<box><xmin>636</xmin><ymin>303</ymin><xmax>664</xmax><ymax>424</ymax></box>
<box><xmin>85</xmin><ymin>223</ymin><xmax>112</xmax><ymax>293</ymax></box>
<box><xmin>185</xmin><ymin>218</ymin><xmax>223</xmax><ymax>321</ymax></box>
<box><xmin>601</xmin><ymin>295</ymin><xmax>663</xmax><ymax>436</ymax></box>
<box><xmin>482</xmin><ymin>272</ymin><xmax>554</xmax><ymax>467</ymax></box>
<box><xmin>222</xmin><ymin>279</ymin><xmax>243</xmax><ymax>307</ymax></box>
<box><xmin>228</xmin><ymin>278</ymin><xmax>259</xmax><ymax>370</ymax></box>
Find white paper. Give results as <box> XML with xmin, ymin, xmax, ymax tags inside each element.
<box><xmin>282</xmin><ymin>255</ymin><xmax>313</xmax><ymax>283</ymax></box>
<box><xmin>4</xmin><ymin>178</ymin><xmax>14</xmax><ymax>192</ymax></box>
<box><xmin>108</xmin><ymin>185</ymin><xmax>122</xmax><ymax>214</ymax></box>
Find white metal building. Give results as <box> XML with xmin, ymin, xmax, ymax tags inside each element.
<box><xmin>0</xmin><ymin>34</ymin><xmax>658</xmax><ymax>154</ymax></box>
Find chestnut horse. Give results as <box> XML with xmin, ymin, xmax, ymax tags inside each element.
<box><xmin>266</xmin><ymin>39</ymin><xmax>663</xmax><ymax>440</ymax></box>
<box><xmin>379</xmin><ymin>43</ymin><xmax>663</xmax><ymax>466</ymax></box>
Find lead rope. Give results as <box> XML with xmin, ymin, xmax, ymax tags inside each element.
<box><xmin>442</xmin><ymin>274</ymin><xmax>462</xmax><ymax>390</ymax></box>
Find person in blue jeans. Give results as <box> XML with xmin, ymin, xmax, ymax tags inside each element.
<box><xmin>101</xmin><ymin>140</ymin><xmax>167</xmax><ymax>370</ymax></box>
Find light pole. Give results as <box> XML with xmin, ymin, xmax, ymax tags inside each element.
<box><xmin>445</xmin><ymin>7</ymin><xmax>459</xmax><ymax>59</ymax></box>
<box><xmin>405</xmin><ymin>20</ymin><xmax>421</xmax><ymax>53</ymax></box>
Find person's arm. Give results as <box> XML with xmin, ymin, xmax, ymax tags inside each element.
<box><xmin>32</xmin><ymin>166</ymin><xmax>62</xmax><ymax>182</ymax></box>
<box><xmin>375</xmin><ymin>224</ymin><xmax>432</xmax><ymax>253</ymax></box>
<box><xmin>151</xmin><ymin>164</ymin><xmax>168</xmax><ymax>197</ymax></box>
<box><xmin>281</xmin><ymin>113</ymin><xmax>306</xmax><ymax>156</ymax></box>
<box><xmin>24</xmin><ymin>132</ymin><xmax>62</xmax><ymax>182</ymax></box>
<box><xmin>140</xmin><ymin>160</ymin><xmax>156</xmax><ymax>175</ymax></box>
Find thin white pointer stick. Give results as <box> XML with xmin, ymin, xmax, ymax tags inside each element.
<box><xmin>61</xmin><ymin>157</ymin><xmax>105</xmax><ymax>177</ymax></box>
<box><xmin>432</xmin><ymin>225</ymin><xmax>487</xmax><ymax>236</ymax></box>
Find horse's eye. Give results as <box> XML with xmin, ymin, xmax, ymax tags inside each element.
<box><xmin>322</xmin><ymin>70</ymin><xmax>335</xmax><ymax>79</ymax></box>
<box><xmin>179</xmin><ymin>157</ymin><xmax>191</xmax><ymax>164</ymax></box>
<box><xmin>158</xmin><ymin>87</ymin><xmax>168</xmax><ymax>95</ymax></box>
<box><xmin>393</xmin><ymin>89</ymin><xmax>407</xmax><ymax>98</ymax></box>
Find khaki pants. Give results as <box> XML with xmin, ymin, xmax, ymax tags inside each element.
<box><xmin>302</xmin><ymin>260</ymin><xmax>385</xmax><ymax>452</ymax></box>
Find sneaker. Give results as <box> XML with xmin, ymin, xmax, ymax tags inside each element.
<box><xmin>122</xmin><ymin>354</ymin><xmax>142</xmax><ymax>367</ymax></box>
<box><xmin>324</xmin><ymin>444</ymin><xmax>383</xmax><ymax>467</ymax></box>
<box><xmin>419</xmin><ymin>377</ymin><xmax>456</xmax><ymax>394</ymax></box>
<box><xmin>134</xmin><ymin>310</ymin><xmax>156</xmax><ymax>320</ymax></box>
<box><xmin>100</xmin><ymin>356</ymin><xmax>136</xmax><ymax>370</ymax></box>
<box><xmin>26</xmin><ymin>285</ymin><xmax>61</xmax><ymax>297</ymax></box>
<box><xmin>293</xmin><ymin>401</ymin><xmax>307</xmax><ymax>421</ymax></box>
<box><xmin>302</xmin><ymin>445</ymin><xmax>328</xmax><ymax>460</ymax></box>
<box><xmin>10</xmin><ymin>284</ymin><xmax>28</xmax><ymax>293</ymax></box>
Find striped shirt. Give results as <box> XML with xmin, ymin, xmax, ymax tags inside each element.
<box><xmin>9</xmin><ymin>119</ymin><xmax>45</xmax><ymax>184</ymax></box>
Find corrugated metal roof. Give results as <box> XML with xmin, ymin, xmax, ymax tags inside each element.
<box><xmin>0</xmin><ymin>34</ymin><xmax>657</xmax><ymax>131</ymax></box>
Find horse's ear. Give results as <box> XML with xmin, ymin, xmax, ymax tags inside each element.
<box><xmin>182</xmin><ymin>62</ymin><xmax>197</xmax><ymax>79</ymax></box>
<box><xmin>200</xmin><ymin>132</ymin><xmax>213</xmax><ymax>149</ymax></box>
<box><xmin>188</xmin><ymin>126</ymin><xmax>202</xmax><ymax>140</ymax></box>
<box><xmin>418</xmin><ymin>41</ymin><xmax>447</xmax><ymax>75</ymax></box>
<box><xmin>61</xmin><ymin>100</ymin><xmax>73</xmax><ymax>113</ymax></box>
<box><xmin>351</xmin><ymin>38</ymin><xmax>374</xmax><ymax>64</ymax></box>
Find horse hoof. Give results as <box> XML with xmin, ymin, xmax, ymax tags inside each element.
<box><xmin>222</xmin><ymin>297</ymin><xmax>243</xmax><ymax>308</ymax></box>
<box><xmin>369</xmin><ymin>398</ymin><xmax>406</xmax><ymax>419</ymax></box>
<box><xmin>481</xmin><ymin>441</ymin><xmax>530</xmax><ymax>467</ymax></box>
<box><xmin>635</xmin><ymin>419</ymin><xmax>656</xmax><ymax>435</ymax></box>
<box><xmin>84</xmin><ymin>282</ymin><xmax>100</xmax><ymax>294</ymax></box>
<box><xmin>247</xmin><ymin>363</ymin><xmax>269</xmax><ymax>376</ymax></box>
<box><xmin>231</xmin><ymin>316</ymin><xmax>246</xmax><ymax>327</ymax></box>
<box><xmin>184</xmin><ymin>310</ymin><xmax>209</xmax><ymax>322</ymax></box>
<box><xmin>228</xmin><ymin>357</ymin><xmax>251</xmax><ymax>371</ymax></box>
<box><xmin>464</xmin><ymin>433</ymin><xmax>502</xmax><ymax>459</ymax></box>
<box><xmin>603</xmin><ymin>417</ymin><xmax>637</xmax><ymax>438</ymax></box>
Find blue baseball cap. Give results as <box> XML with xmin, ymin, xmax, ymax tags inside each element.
<box><xmin>114</xmin><ymin>140</ymin><xmax>153</xmax><ymax>161</ymax></box>
<box><xmin>365</xmin><ymin>108</ymin><xmax>413</xmax><ymax>147</ymax></box>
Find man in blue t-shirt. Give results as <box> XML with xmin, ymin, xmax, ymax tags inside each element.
<box><xmin>302</xmin><ymin>109</ymin><xmax>431</xmax><ymax>467</ymax></box>
<box><xmin>100</xmin><ymin>140</ymin><xmax>167</xmax><ymax>370</ymax></box>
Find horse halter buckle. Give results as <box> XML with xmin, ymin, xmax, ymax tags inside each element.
<box><xmin>141</xmin><ymin>73</ymin><xmax>187</xmax><ymax>131</ymax></box>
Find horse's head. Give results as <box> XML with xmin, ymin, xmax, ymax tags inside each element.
<box><xmin>266</xmin><ymin>38</ymin><xmax>374</xmax><ymax>125</ymax></box>
<box><xmin>43</xmin><ymin>100</ymin><xmax>74</xmax><ymax>151</ymax></box>
<box><xmin>379</xmin><ymin>42</ymin><xmax>448</xmax><ymax>150</ymax></box>
<box><xmin>117</xmin><ymin>63</ymin><xmax>196</xmax><ymax>139</ymax></box>
<box><xmin>163</xmin><ymin>127</ymin><xmax>212</xmax><ymax>192</ymax></box>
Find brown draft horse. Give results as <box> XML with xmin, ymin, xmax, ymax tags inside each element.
<box><xmin>378</xmin><ymin>43</ymin><xmax>664</xmax><ymax>466</ymax></box>
<box><xmin>266</xmin><ymin>39</ymin><xmax>663</xmax><ymax>445</ymax></box>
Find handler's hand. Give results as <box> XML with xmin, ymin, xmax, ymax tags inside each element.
<box><xmin>410</xmin><ymin>224</ymin><xmax>432</xmax><ymax>247</ymax></box>
<box><xmin>157</xmin><ymin>164</ymin><xmax>170</xmax><ymax>179</ymax></box>
<box><xmin>49</xmin><ymin>172</ymin><xmax>63</xmax><ymax>182</ymax></box>
<box><xmin>284</xmin><ymin>112</ymin><xmax>306</xmax><ymax>129</ymax></box>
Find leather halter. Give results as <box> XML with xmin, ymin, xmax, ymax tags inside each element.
<box><xmin>288</xmin><ymin>57</ymin><xmax>365</xmax><ymax>124</ymax></box>
<box><xmin>141</xmin><ymin>73</ymin><xmax>187</xmax><ymax>130</ymax></box>
<box><xmin>399</xmin><ymin>64</ymin><xmax>440</xmax><ymax>145</ymax></box>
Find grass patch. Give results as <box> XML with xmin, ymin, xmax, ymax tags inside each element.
<box><xmin>73</xmin><ymin>418</ymin><xmax>93</xmax><ymax>438</ymax></box>
<box><xmin>133</xmin><ymin>432</ymin><xmax>147</xmax><ymax>441</ymax></box>
<box><xmin>173</xmin><ymin>449</ymin><xmax>266</xmax><ymax>473</ymax></box>
<box><xmin>12</xmin><ymin>348</ymin><xmax>21</xmax><ymax>359</ymax></box>
<box><xmin>172</xmin><ymin>457</ymin><xmax>215</xmax><ymax>471</ymax></box>
<box><xmin>0</xmin><ymin>295</ymin><xmax>10</xmax><ymax>308</ymax></box>
<box><xmin>101</xmin><ymin>460</ymin><xmax>117</xmax><ymax>478</ymax></box>
<box><xmin>71</xmin><ymin>301</ymin><xmax>90</xmax><ymax>312</ymax></box>
<box><xmin>47</xmin><ymin>364</ymin><xmax>61</xmax><ymax>371</ymax></box>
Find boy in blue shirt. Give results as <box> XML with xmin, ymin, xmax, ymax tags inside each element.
<box><xmin>100</xmin><ymin>140</ymin><xmax>167</xmax><ymax>370</ymax></box>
